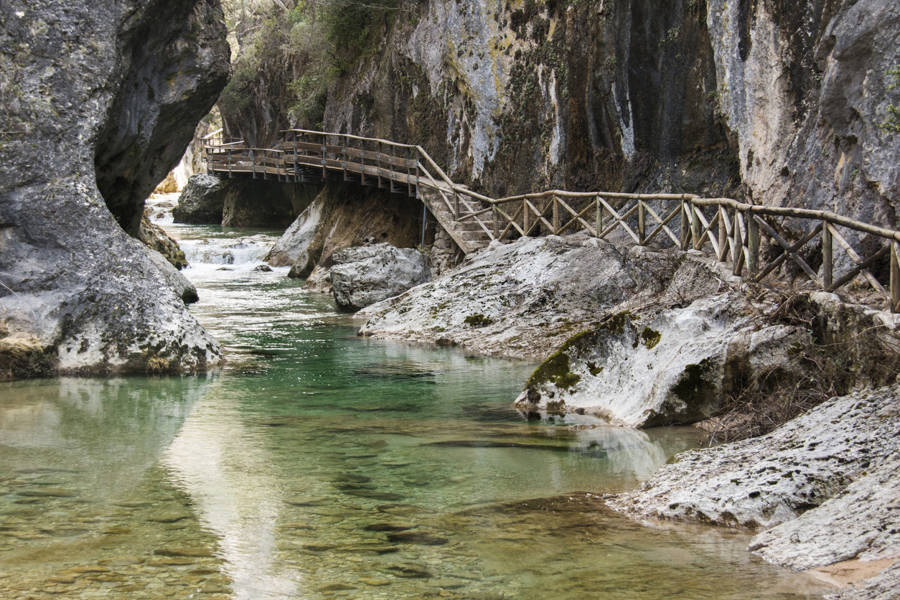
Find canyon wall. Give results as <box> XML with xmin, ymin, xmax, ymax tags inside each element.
<box><xmin>223</xmin><ymin>0</ymin><xmax>898</xmax><ymax>229</ymax></box>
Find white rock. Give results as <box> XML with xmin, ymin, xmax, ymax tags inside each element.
<box><xmin>330</xmin><ymin>244</ymin><xmax>431</xmax><ymax>311</ymax></box>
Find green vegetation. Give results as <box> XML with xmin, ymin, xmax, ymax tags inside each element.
<box><xmin>218</xmin><ymin>0</ymin><xmax>403</xmax><ymax>135</ymax></box>
<box><xmin>526</xmin><ymin>350</ymin><xmax>581</xmax><ymax>390</ymax></box>
<box><xmin>464</xmin><ymin>313</ymin><xmax>495</xmax><ymax>327</ymax></box>
<box><xmin>879</xmin><ymin>65</ymin><xmax>900</xmax><ymax>134</ymax></box>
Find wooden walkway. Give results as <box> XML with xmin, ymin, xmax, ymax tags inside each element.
<box><xmin>204</xmin><ymin>129</ymin><xmax>900</xmax><ymax>313</ymax></box>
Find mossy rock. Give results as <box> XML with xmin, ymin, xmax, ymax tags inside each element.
<box><xmin>525</xmin><ymin>310</ymin><xmax>637</xmax><ymax>393</ymax></box>
<box><xmin>464</xmin><ymin>313</ymin><xmax>494</xmax><ymax>328</ymax></box>
<box><xmin>639</xmin><ymin>327</ymin><xmax>661</xmax><ymax>350</ymax></box>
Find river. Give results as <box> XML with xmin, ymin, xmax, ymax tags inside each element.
<box><xmin>0</xmin><ymin>195</ymin><xmax>829</xmax><ymax>599</ymax></box>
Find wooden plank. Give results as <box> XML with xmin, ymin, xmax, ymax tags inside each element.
<box><xmin>556</xmin><ymin>196</ymin><xmax>597</xmax><ymax>236</ymax></box>
<box><xmin>828</xmin><ymin>245</ymin><xmax>890</xmax><ymax>295</ymax></box>
<box><xmin>524</xmin><ymin>199</ymin><xmax>553</xmax><ymax>235</ymax></box>
<box><xmin>497</xmin><ymin>203</ymin><xmax>526</xmax><ymax>238</ymax></box>
<box><xmin>595</xmin><ymin>198</ymin><xmax>603</xmax><ymax>238</ymax></box>
<box><xmin>747</xmin><ymin>213</ymin><xmax>760</xmax><ymax>275</ymax></box>
<box><xmin>523</xmin><ymin>199</ymin><xmax>530</xmax><ymax>235</ymax></box>
<box><xmin>638</xmin><ymin>201</ymin><xmax>646</xmax><ymax>244</ymax></box>
<box><xmin>691</xmin><ymin>203</ymin><xmax>703</xmax><ymax>250</ymax></box>
<box><xmin>717</xmin><ymin>206</ymin><xmax>729</xmax><ymax>261</ymax></box>
<box><xmin>693</xmin><ymin>206</ymin><xmax>720</xmax><ymax>257</ymax></box>
<box><xmin>680</xmin><ymin>200</ymin><xmax>690</xmax><ymax>250</ymax></box>
<box><xmin>552</xmin><ymin>197</ymin><xmax>560</xmax><ymax>234</ymax></box>
<box><xmin>597</xmin><ymin>198</ymin><xmax>641</xmax><ymax>244</ymax></box>
<box><xmin>732</xmin><ymin>210</ymin><xmax>744</xmax><ymax>276</ymax></box>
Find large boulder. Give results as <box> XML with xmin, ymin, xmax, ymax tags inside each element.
<box><xmin>331</xmin><ymin>244</ymin><xmax>430</xmax><ymax>312</ymax></box>
<box><xmin>513</xmin><ymin>294</ymin><xmax>784</xmax><ymax>427</ymax></box>
<box><xmin>173</xmin><ymin>175</ymin><xmax>311</xmax><ymax>227</ymax></box>
<box><xmin>358</xmin><ymin>235</ymin><xmax>714</xmax><ymax>360</ymax></box>
<box><xmin>145</xmin><ymin>249</ymin><xmax>199</xmax><ymax>305</ymax></box>
<box><xmin>0</xmin><ymin>0</ymin><xmax>228</xmax><ymax>378</ymax></box>
<box><xmin>514</xmin><ymin>290</ymin><xmax>900</xmax><ymax>428</ymax></box>
<box><xmin>173</xmin><ymin>174</ymin><xmax>226</xmax><ymax>224</ymax></box>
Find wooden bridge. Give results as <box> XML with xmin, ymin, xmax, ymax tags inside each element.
<box><xmin>204</xmin><ymin>129</ymin><xmax>900</xmax><ymax>313</ymax></box>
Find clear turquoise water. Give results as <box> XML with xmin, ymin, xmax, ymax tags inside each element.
<box><xmin>0</xmin><ymin>217</ymin><xmax>829</xmax><ymax>599</ymax></box>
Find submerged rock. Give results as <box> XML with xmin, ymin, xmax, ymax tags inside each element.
<box><xmin>607</xmin><ymin>384</ymin><xmax>900</xmax><ymax>571</ymax></box>
<box><xmin>331</xmin><ymin>244</ymin><xmax>430</xmax><ymax>312</ymax></box>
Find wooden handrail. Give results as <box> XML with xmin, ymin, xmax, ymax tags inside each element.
<box><xmin>203</xmin><ymin>129</ymin><xmax>900</xmax><ymax>311</ymax></box>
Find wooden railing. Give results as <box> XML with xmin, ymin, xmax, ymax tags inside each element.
<box><xmin>204</xmin><ymin>130</ymin><xmax>900</xmax><ymax>313</ymax></box>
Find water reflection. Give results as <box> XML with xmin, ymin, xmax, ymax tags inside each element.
<box><xmin>0</xmin><ymin>376</ymin><xmax>210</xmax><ymax>499</ymax></box>
<box><xmin>163</xmin><ymin>387</ymin><xmax>302</xmax><ymax>599</ymax></box>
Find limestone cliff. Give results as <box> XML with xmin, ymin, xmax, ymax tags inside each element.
<box><xmin>220</xmin><ymin>0</ymin><xmax>898</xmax><ymax>231</ymax></box>
<box><xmin>0</xmin><ymin>0</ymin><xmax>230</xmax><ymax>378</ymax></box>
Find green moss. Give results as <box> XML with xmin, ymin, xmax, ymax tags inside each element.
<box><xmin>639</xmin><ymin>327</ymin><xmax>661</xmax><ymax>350</ymax></box>
<box><xmin>526</xmin><ymin>350</ymin><xmax>581</xmax><ymax>390</ymax></box>
<box><xmin>671</xmin><ymin>358</ymin><xmax>715</xmax><ymax>403</ymax></box>
<box><xmin>464</xmin><ymin>314</ymin><xmax>494</xmax><ymax>328</ymax></box>
<box><xmin>586</xmin><ymin>361</ymin><xmax>603</xmax><ymax>376</ymax></box>
<box><xmin>545</xmin><ymin>399</ymin><xmax>566</xmax><ymax>415</ymax></box>
<box><xmin>526</xmin><ymin>311</ymin><xmax>636</xmax><ymax>391</ymax></box>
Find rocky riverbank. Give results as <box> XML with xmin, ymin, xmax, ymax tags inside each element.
<box><xmin>608</xmin><ymin>384</ymin><xmax>900</xmax><ymax>598</ymax></box>
<box><xmin>356</xmin><ymin>232</ymin><xmax>900</xmax><ymax>598</ymax></box>
<box><xmin>359</xmin><ymin>234</ymin><xmax>900</xmax><ymax>429</ymax></box>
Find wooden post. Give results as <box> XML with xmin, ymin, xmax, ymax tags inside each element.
<box><xmin>822</xmin><ymin>222</ymin><xmax>833</xmax><ymax>290</ymax></box>
<box><xmin>376</xmin><ymin>141</ymin><xmax>383</xmax><ymax>188</ymax></box>
<box><xmin>732</xmin><ymin>210</ymin><xmax>744</xmax><ymax>276</ymax></box>
<box><xmin>321</xmin><ymin>136</ymin><xmax>327</xmax><ymax>179</ymax></box>
<box><xmin>342</xmin><ymin>135</ymin><xmax>349</xmax><ymax>182</ymax></box>
<box><xmin>493</xmin><ymin>205</ymin><xmax>499</xmax><ymax>240</ymax></box>
<box><xmin>717</xmin><ymin>206</ymin><xmax>728</xmax><ymax>261</ymax></box>
<box><xmin>360</xmin><ymin>139</ymin><xmax>366</xmax><ymax>186</ymax></box>
<box><xmin>595</xmin><ymin>197</ymin><xmax>603</xmax><ymax>237</ymax></box>
<box><xmin>747</xmin><ymin>213</ymin><xmax>760</xmax><ymax>275</ymax></box>
<box><xmin>638</xmin><ymin>201</ymin><xmax>646</xmax><ymax>245</ymax></box>
<box><xmin>227</xmin><ymin>147</ymin><xmax>233</xmax><ymax>178</ymax></box>
<box><xmin>889</xmin><ymin>240</ymin><xmax>900</xmax><ymax>311</ymax></box>
<box><xmin>680</xmin><ymin>200</ymin><xmax>690</xmax><ymax>250</ymax></box>
<box><xmin>552</xmin><ymin>196</ymin><xmax>560</xmax><ymax>234</ymax></box>
<box><xmin>691</xmin><ymin>203</ymin><xmax>701</xmax><ymax>250</ymax></box>
<box><xmin>293</xmin><ymin>132</ymin><xmax>299</xmax><ymax>183</ymax></box>
<box><xmin>523</xmin><ymin>199</ymin><xmax>530</xmax><ymax>235</ymax></box>
<box><xmin>250</xmin><ymin>148</ymin><xmax>256</xmax><ymax>179</ymax></box>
